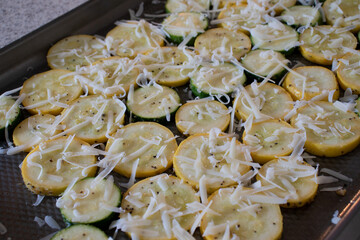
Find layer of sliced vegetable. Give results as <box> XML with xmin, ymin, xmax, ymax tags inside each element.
<box><xmin>165</xmin><ymin>0</ymin><xmax>210</xmax><ymax>13</ymax></box>
<box><xmin>280</xmin><ymin>5</ymin><xmax>322</xmax><ymax>28</ymax></box>
<box><xmin>0</xmin><ymin>95</ymin><xmax>21</xmax><ymax>132</ymax></box>
<box><xmin>51</xmin><ymin>224</ymin><xmax>109</xmax><ymax>240</ymax></box>
<box><xmin>336</xmin><ymin>51</ymin><xmax>360</xmax><ymax>94</ymax></box>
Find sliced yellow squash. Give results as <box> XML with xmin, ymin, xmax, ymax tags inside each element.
<box><xmin>336</xmin><ymin>51</ymin><xmax>360</xmax><ymax>94</ymax></box>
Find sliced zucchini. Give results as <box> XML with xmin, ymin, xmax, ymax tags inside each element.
<box><xmin>290</xmin><ymin>101</ymin><xmax>360</xmax><ymax>157</ymax></box>
<box><xmin>336</xmin><ymin>52</ymin><xmax>360</xmax><ymax>94</ymax></box>
<box><xmin>140</xmin><ymin>47</ymin><xmax>195</xmax><ymax>87</ymax></box>
<box><xmin>200</xmin><ymin>187</ymin><xmax>283</xmax><ymax>240</ymax></box>
<box><xmin>13</xmin><ymin>114</ymin><xmax>61</xmax><ymax>152</ymax></box>
<box><xmin>250</xmin><ymin>23</ymin><xmax>299</xmax><ymax>56</ymax></box>
<box><xmin>106</xmin><ymin>20</ymin><xmax>164</xmax><ymax>58</ymax></box>
<box><xmin>194</xmin><ymin>28</ymin><xmax>251</xmax><ymax>61</ymax></box>
<box><xmin>173</xmin><ymin>133</ymin><xmax>251</xmax><ymax>193</ymax></box>
<box><xmin>241</xmin><ymin>50</ymin><xmax>289</xmax><ymax>81</ymax></box>
<box><xmin>355</xmin><ymin>97</ymin><xmax>360</xmax><ymax>116</ymax></box>
<box><xmin>283</xmin><ymin>66</ymin><xmax>339</xmax><ymax>101</ymax></box>
<box><xmin>105</xmin><ymin>122</ymin><xmax>178</xmax><ymax>178</ymax></box>
<box><xmin>21</xmin><ymin>136</ymin><xmax>97</xmax><ymax>196</ymax></box>
<box><xmin>51</xmin><ymin>224</ymin><xmax>108</xmax><ymax>240</ymax></box>
<box><xmin>243</xmin><ymin>119</ymin><xmax>298</xmax><ymax>164</ymax></box>
<box><xmin>175</xmin><ymin>100</ymin><xmax>230</xmax><ymax>135</ymax></box>
<box><xmin>162</xmin><ymin>12</ymin><xmax>208</xmax><ymax>45</ymax></box>
<box><xmin>126</xmin><ymin>85</ymin><xmax>181</xmax><ymax>122</ymax></box>
<box><xmin>79</xmin><ymin>57</ymin><xmax>139</xmax><ymax>97</ymax></box>
<box><xmin>299</xmin><ymin>25</ymin><xmax>357</xmax><ymax>65</ymax></box>
<box><xmin>61</xmin><ymin>95</ymin><xmax>126</xmax><ymax>144</ymax></box>
<box><xmin>235</xmin><ymin>82</ymin><xmax>294</xmax><ymax>121</ymax></box>
<box><xmin>217</xmin><ymin>0</ymin><xmax>247</xmax><ymax>8</ymax></box>
<box><xmin>47</xmin><ymin>35</ymin><xmax>109</xmax><ymax>71</ymax></box>
<box><xmin>190</xmin><ymin>62</ymin><xmax>246</xmax><ymax>97</ymax></box>
<box><xmin>253</xmin><ymin>0</ymin><xmax>296</xmax><ymax>14</ymax></box>
<box><xmin>256</xmin><ymin>159</ymin><xmax>318</xmax><ymax>208</ymax></box>
<box><xmin>20</xmin><ymin>69</ymin><xmax>83</xmax><ymax>115</ymax></box>
<box><xmin>0</xmin><ymin>95</ymin><xmax>21</xmax><ymax>132</ymax></box>
<box><xmin>323</xmin><ymin>0</ymin><xmax>360</xmax><ymax>33</ymax></box>
<box><xmin>165</xmin><ymin>0</ymin><xmax>210</xmax><ymax>13</ymax></box>
<box><xmin>280</xmin><ymin>5</ymin><xmax>322</xmax><ymax>28</ymax></box>
<box><xmin>120</xmin><ymin>174</ymin><xmax>199</xmax><ymax>240</ymax></box>
<box><xmin>216</xmin><ymin>4</ymin><xmax>264</xmax><ymax>35</ymax></box>
<box><xmin>58</xmin><ymin>177</ymin><xmax>121</xmax><ymax>227</ymax></box>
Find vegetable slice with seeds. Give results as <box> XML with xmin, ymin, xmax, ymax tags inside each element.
<box><xmin>51</xmin><ymin>224</ymin><xmax>108</xmax><ymax>240</ymax></box>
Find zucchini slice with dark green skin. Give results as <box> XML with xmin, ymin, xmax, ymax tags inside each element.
<box><xmin>51</xmin><ymin>224</ymin><xmax>108</xmax><ymax>240</ymax></box>
<box><xmin>250</xmin><ymin>23</ymin><xmax>299</xmax><ymax>56</ymax></box>
<box><xmin>126</xmin><ymin>85</ymin><xmax>181</xmax><ymax>122</ymax></box>
<box><xmin>0</xmin><ymin>95</ymin><xmax>21</xmax><ymax>133</ymax></box>
<box><xmin>162</xmin><ymin>12</ymin><xmax>208</xmax><ymax>46</ymax></box>
<box><xmin>280</xmin><ymin>5</ymin><xmax>322</xmax><ymax>28</ymax></box>
<box><xmin>241</xmin><ymin>50</ymin><xmax>289</xmax><ymax>81</ymax></box>
<box><xmin>190</xmin><ymin>62</ymin><xmax>246</xmax><ymax>98</ymax></box>
<box><xmin>58</xmin><ymin>177</ymin><xmax>121</xmax><ymax>228</ymax></box>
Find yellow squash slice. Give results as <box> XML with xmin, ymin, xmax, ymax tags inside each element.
<box><xmin>336</xmin><ymin>52</ymin><xmax>360</xmax><ymax>94</ymax></box>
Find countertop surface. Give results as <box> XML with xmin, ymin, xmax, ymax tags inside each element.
<box><xmin>0</xmin><ymin>0</ymin><xmax>88</xmax><ymax>49</ymax></box>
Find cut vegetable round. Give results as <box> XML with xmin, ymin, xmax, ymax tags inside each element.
<box><xmin>47</xmin><ymin>35</ymin><xmax>109</xmax><ymax>71</ymax></box>
<box><xmin>200</xmin><ymin>186</ymin><xmax>283</xmax><ymax>240</ymax></box>
<box><xmin>58</xmin><ymin>177</ymin><xmax>121</xmax><ymax>227</ymax></box>
<box><xmin>51</xmin><ymin>224</ymin><xmax>108</xmax><ymax>240</ymax></box>
<box><xmin>175</xmin><ymin>100</ymin><xmax>230</xmax><ymax>135</ymax></box>
<box><xmin>280</xmin><ymin>5</ymin><xmax>321</xmax><ymax>28</ymax></box>
<box><xmin>290</xmin><ymin>101</ymin><xmax>360</xmax><ymax>157</ymax></box>
<box><xmin>126</xmin><ymin>85</ymin><xmax>181</xmax><ymax>122</ymax></box>
<box><xmin>119</xmin><ymin>174</ymin><xmax>199</xmax><ymax>240</ymax></box>
<box><xmin>355</xmin><ymin>97</ymin><xmax>360</xmax><ymax>116</ymax></box>
<box><xmin>256</xmin><ymin>159</ymin><xmax>318</xmax><ymax>208</ymax></box>
<box><xmin>323</xmin><ymin>0</ymin><xmax>360</xmax><ymax>33</ymax></box>
<box><xmin>140</xmin><ymin>47</ymin><xmax>195</xmax><ymax>87</ymax></box>
<box><xmin>336</xmin><ymin>51</ymin><xmax>360</xmax><ymax>94</ymax></box>
<box><xmin>253</xmin><ymin>0</ymin><xmax>296</xmax><ymax>14</ymax></box>
<box><xmin>13</xmin><ymin>114</ymin><xmax>61</xmax><ymax>152</ymax></box>
<box><xmin>162</xmin><ymin>12</ymin><xmax>208</xmax><ymax>45</ymax></box>
<box><xmin>106</xmin><ymin>20</ymin><xmax>164</xmax><ymax>58</ymax></box>
<box><xmin>0</xmin><ymin>95</ymin><xmax>21</xmax><ymax>132</ymax></box>
<box><xmin>241</xmin><ymin>50</ymin><xmax>289</xmax><ymax>81</ymax></box>
<box><xmin>299</xmin><ymin>25</ymin><xmax>357</xmax><ymax>65</ymax></box>
<box><xmin>165</xmin><ymin>0</ymin><xmax>210</xmax><ymax>13</ymax></box>
<box><xmin>61</xmin><ymin>95</ymin><xmax>126</xmax><ymax>144</ymax></box>
<box><xmin>20</xmin><ymin>69</ymin><xmax>82</xmax><ymax>115</ymax></box>
<box><xmin>194</xmin><ymin>28</ymin><xmax>251</xmax><ymax>61</ymax></box>
<box><xmin>105</xmin><ymin>122</ymin><xmax>178</xmax><ymax>178</ymax></box>
<box><xmin>243</xmin><ymin>119</ymin><xmax>298</xmax><ymax>164</ymax></box>
<box><xmin>79</xmin><ymin>56</ymin><xmax>139</xmax><ymax>97</ymax></box>
<box><xmin>282</xmin><ymin>66</ymin><xmax>339</xmax><ymax>101</ymax></box>
<box><xmin>235</xmin><ymin>82</ymin><xmax>294</xmax><ymax>121</ymax></box>
<box><xmin>173</xmin><ymin>132</ymin><xmax>252</xmax><ymax>193</ymax></box>
<box><xmin>21</xmin><ymin>136</ymin><xmax>97</xmax><ymax>196</ymax></box>
<box><xmin>190</xmin><ymin>62</ymin><xmax>246</xmax><ymax>97</ymax></box>
<box><xmin>216</xmin><ymin>4</ymin><xmax>265</xmax><ymax>35</ymax></box>
<box><xmin>250</xmin><ymin>23</ymin><xmax>299</xmax><ymax>55</ymax></box>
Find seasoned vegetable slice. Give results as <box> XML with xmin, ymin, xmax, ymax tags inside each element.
<box><xmin>0</xmin><ymin>95</ymin><xmax>21</xmax><ymax>132</ymax></box>
<box><xmin>283</xmin><ymin>66</ymin><xmax>339</xmax><ymax>101</ymax></box>
<box><xmin>60</xmin><ymin>95</ymin><xmax>126</xmax><ymax>144</ymax></box>
<box><xmin>173</xmin><ymin>131</ymin><xmax>252</xmax><ymax>193</ymax></box>
<box><xmin>105</xmin><ymin>122</ymin><xmax>177</xmax><ymax>177</ymax></box>
<box><xmin>51</xmin><ymin>224</ymin><xmax>108</xmax><ymax>240</ymax></box>
<box><xmin>78</xmin><ymin>57</ymin><xmax>139</xmax><ymax>97</ymax></box>
<box><xmin>256</xmin><ymin>159</ymin><xmax>318</xmax><ymax>208</ymax></box>
<box><xmin>20</xmin><ymin>69</ymin><xmax>82</xmax><ymax>115</ymax></box>
<box><xmin>336</xmin><ymin>52</ymin><xmax>360</xmax><ymax>94</ymax></box>
<box><xmin>280</xmin><ymin>5</ymin><xmax>321</xmax><ymax>28</ymax></box>
<box><xmin>106</xmin><ymin>20</ymin><xmax>164</xmax><ymax>58</ymax></box>
<box><xmin>165</xmin><ymin>0</ymin><xmax>210</xmax><ymax>13</ymax></box>
<box><xmin>291</xmin><ymin>101</ymin><xmax>360</xmax><ymax>157</ymax></box>
<box><xmin>47</xmin><ymin>35</ymin><xmax>109</xmax><ymax>71</ymax></box>
<box><xmin>299</xmin><ymin>25</ymin><xmax>357</xmax><ymax>65</ymax></box>
<box><xmin>13</xmin><ymin>114</ymin><xmax>61</xmax><ymax>152</ymax></box>
<box><xmin>126</xmin><ymin>85</ymin><xmax>181</xmax><ymax>122</ymax></box>
<box><xmin>58</xmin><ymin>177</ymin><xmax>121</xmax><ymax>227</ymax></box>
<box><xmin>200</xmin><ymin>186</ymin><xmax>283</xmax><ymax>240</ymax></box>
<box><xmin>243</xmin><ymin>119</ymin><xmax>299</xmax><ymax>164</ymax></box>
<box><xmin>21</xmin><ymin>136</ymin><xmax>97</xmax><ymax>196</ymax></box>
<box><xmin>190</xmin><ymin>62</ymin><xmax>246</xmax><ymax>97</ymax></box>
<box><xmin>119</xmin><ymin>174</ymin><xmax>200</xmax><ymax>240</ymax></box>
<box><xmin>194</xmin><ymin>28</ymin><xmax>251</xmax><ymax>61</ymax></box>
<box><xmin>175</xmin><ymin>100</ymin><xmax>230</xmax><ymax>135</ymax></box>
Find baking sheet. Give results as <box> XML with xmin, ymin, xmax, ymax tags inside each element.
<box><xmin>0</xmin><ymin>0</ymin><xmax>360</xmax><ymax>239</ymax></box>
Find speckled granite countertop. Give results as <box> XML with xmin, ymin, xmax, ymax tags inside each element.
<box><xmin>0</xmin><ymin>0</ymin><xmax>88</xmax><ymax>49</ymax></box>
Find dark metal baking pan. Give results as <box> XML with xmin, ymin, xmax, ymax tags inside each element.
<box><xmin>0</xmin><ymin>0</ymin><xmax>360</xmax><ymax>239</ymax></box>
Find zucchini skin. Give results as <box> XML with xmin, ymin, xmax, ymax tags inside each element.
<box><xmin>1</xmin><ymin>107</ymin><xmax>22</xmax><ymax>139</ymax></box>
<box><xmin>50</xmin><ymin>224</ymin><xmax>108</xmax><ymax>240</ymax></box>
<box><xmin>244</xmin><ymin>68</ymin><xmax>287</xmax><ymax>83</ymax></box>
<box><xmin>189</xmin><ymin>80</ymin><xmax>210</xmax><ymax>98</ymax></box>
<box><xmin>126</xmin><ymin>105</ymin><xmax>180</xmax><ymax>123</ymax></box>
